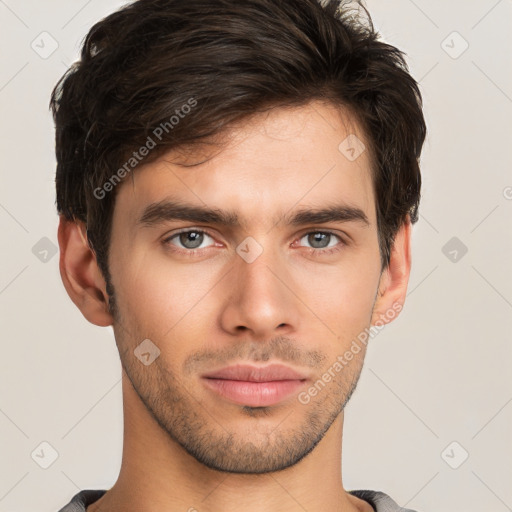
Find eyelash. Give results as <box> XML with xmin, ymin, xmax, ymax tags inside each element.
<box><xmin>162</xmin><ymin>228</ymin><xmax>347</xmax><ymax>257</ymax></box>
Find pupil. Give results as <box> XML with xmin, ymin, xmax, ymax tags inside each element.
<box><xmin>181</xmin><ymin>231</ymin><xmax>202</xmax><ymax>249</ymax></box>
<box><xmin>310</xmin><ymin>232</ymin><xmax>328</xmax><ymax>248</ymax></box>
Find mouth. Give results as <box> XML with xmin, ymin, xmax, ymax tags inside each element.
<box><xmin>201</xmin><ymin>363</ymin><xmax>308</xmax><ymax>407</ymax></box>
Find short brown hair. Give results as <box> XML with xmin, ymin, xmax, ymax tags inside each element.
<box><xmin>50</xmin><ymin>0</ymin><xmax>426</xmax><ymax>287</ymax></box>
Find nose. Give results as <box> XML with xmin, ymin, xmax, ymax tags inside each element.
<box><xmin>218</xmin><ymin>241</ymin><xmax>302</xmax><ymax>340</ymax></box>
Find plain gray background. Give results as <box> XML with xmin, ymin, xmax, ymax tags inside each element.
<box><xmin>0</xmin><ymin>1</ymin><xmax>511</xmax><ymax>511</ymax></box>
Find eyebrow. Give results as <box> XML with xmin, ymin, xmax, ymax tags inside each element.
<box><xmin>137</xmin><ymin>198</ymin><xmax>370</xmax><ymax>229</ymax></box>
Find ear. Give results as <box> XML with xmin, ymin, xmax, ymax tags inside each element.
<box><xmin>370</xmin><ymin>216</ymin><xmax>412</xmax><ymax>326</ymax></box>
<box><xmin>57</xmin><ymin>215</ymin><xmax>114</xmax><ymax>327</ymax></box>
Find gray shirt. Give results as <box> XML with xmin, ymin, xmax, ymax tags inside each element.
<box><xmin>57</xmin><ymin>489</ymin><xmax>418</xmax><ymax>512</ymax></box>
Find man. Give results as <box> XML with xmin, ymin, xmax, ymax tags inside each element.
<box><xmin>51</xmin><ymin>0</ymin><xmax>426</xmax><ymax>510</ymax></box>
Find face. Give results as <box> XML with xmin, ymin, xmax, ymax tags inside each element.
<box><xmin>107</xmin><ymin>100</ymin><xmax>384</xmax><ymax>474</ymax></box>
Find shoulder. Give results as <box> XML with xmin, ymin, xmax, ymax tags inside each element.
<box><xmin>57</xmin><ymin>490</ymin><xmax>107</xmax><ymax>512</ymax></box>
<box><xmin>349</xmin><ymin>489</ymin><xmax>419</xmax><ymax>512</ymax></box>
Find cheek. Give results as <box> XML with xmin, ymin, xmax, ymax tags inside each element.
<box><xmin>296</xmin><ymin>256</ymin><xmax>379</xmax><ymax>319</ymax></box>
<box><xmin>335</xmin><ymin>272</ymin><xmax>377</xmax><ymax>324</ymax></box>
<box><xmin>292</xmin><ymin>260</ymin><xmax>379</xmax><ymax>356</ymax></box>
<box><xmin>111</xmin><ymin>247</ymin><xmax>221</xmax><ymax>342</ymax></box>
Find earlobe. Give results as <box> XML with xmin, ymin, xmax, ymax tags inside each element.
<box><xmin>57</xmin><ymin>216</ymin><xmax>114</xmax><ymax>327</ymax></box>
<box><xmin>370</xmin><ymin>217</ymin><xmax>412</xmax><ymax>327</ymax></box>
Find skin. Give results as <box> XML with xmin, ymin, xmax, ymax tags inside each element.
<box><xmin>58</xmin><ymin>100</ymin><xmax>411</xmax><ymax>512</ymax></box>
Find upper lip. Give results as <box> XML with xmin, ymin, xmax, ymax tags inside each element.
<box><xmin>201</xmin><ymin>364</ymin><xmax>308</xmax><ymax>382</ymax></box>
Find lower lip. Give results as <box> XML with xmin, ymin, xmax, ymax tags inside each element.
<box><xmin>202</xmin><ymin>378</ymin><xmax>306</xmax><ymax>407</ymax></box>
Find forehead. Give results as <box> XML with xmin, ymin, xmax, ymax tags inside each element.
<box><xmin>113</xmin><ymin>100</ymin><xmax>376</xmax><ymax>229</ymax></box>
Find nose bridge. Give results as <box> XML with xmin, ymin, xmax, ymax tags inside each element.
<box><xmin>220</xmin><ymin>234</ymin><xmax>299</xmax><ymax>336</ymax></box>
<box><xmin>236</xmin><ymin>234</ymin><xmax>286</xmax><ymax>301</ymax></box>
<box><xmin>237</xmin><ymin>238</ymin><xmax>281</xmax><ymax>291</ymax></box>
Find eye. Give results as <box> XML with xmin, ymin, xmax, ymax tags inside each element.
<box><xmin>296</xmin><ymin>231</ymin><xmax>345</xmax><ymax>255</ymax></box>
<box><xmin>162</xmin><ymin>228</ymin><xmax>346</xmax><ymax>257</ymax></box>
<box><xmin>163</xmin><ymin>229</ymin><xmax>215</xmax><ymax>251</ymax></box>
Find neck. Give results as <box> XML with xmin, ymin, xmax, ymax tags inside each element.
<box><xmin>88</xmin><ymin>371</ymin><xmax>370</xmax><ymax>512</ymax></box>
